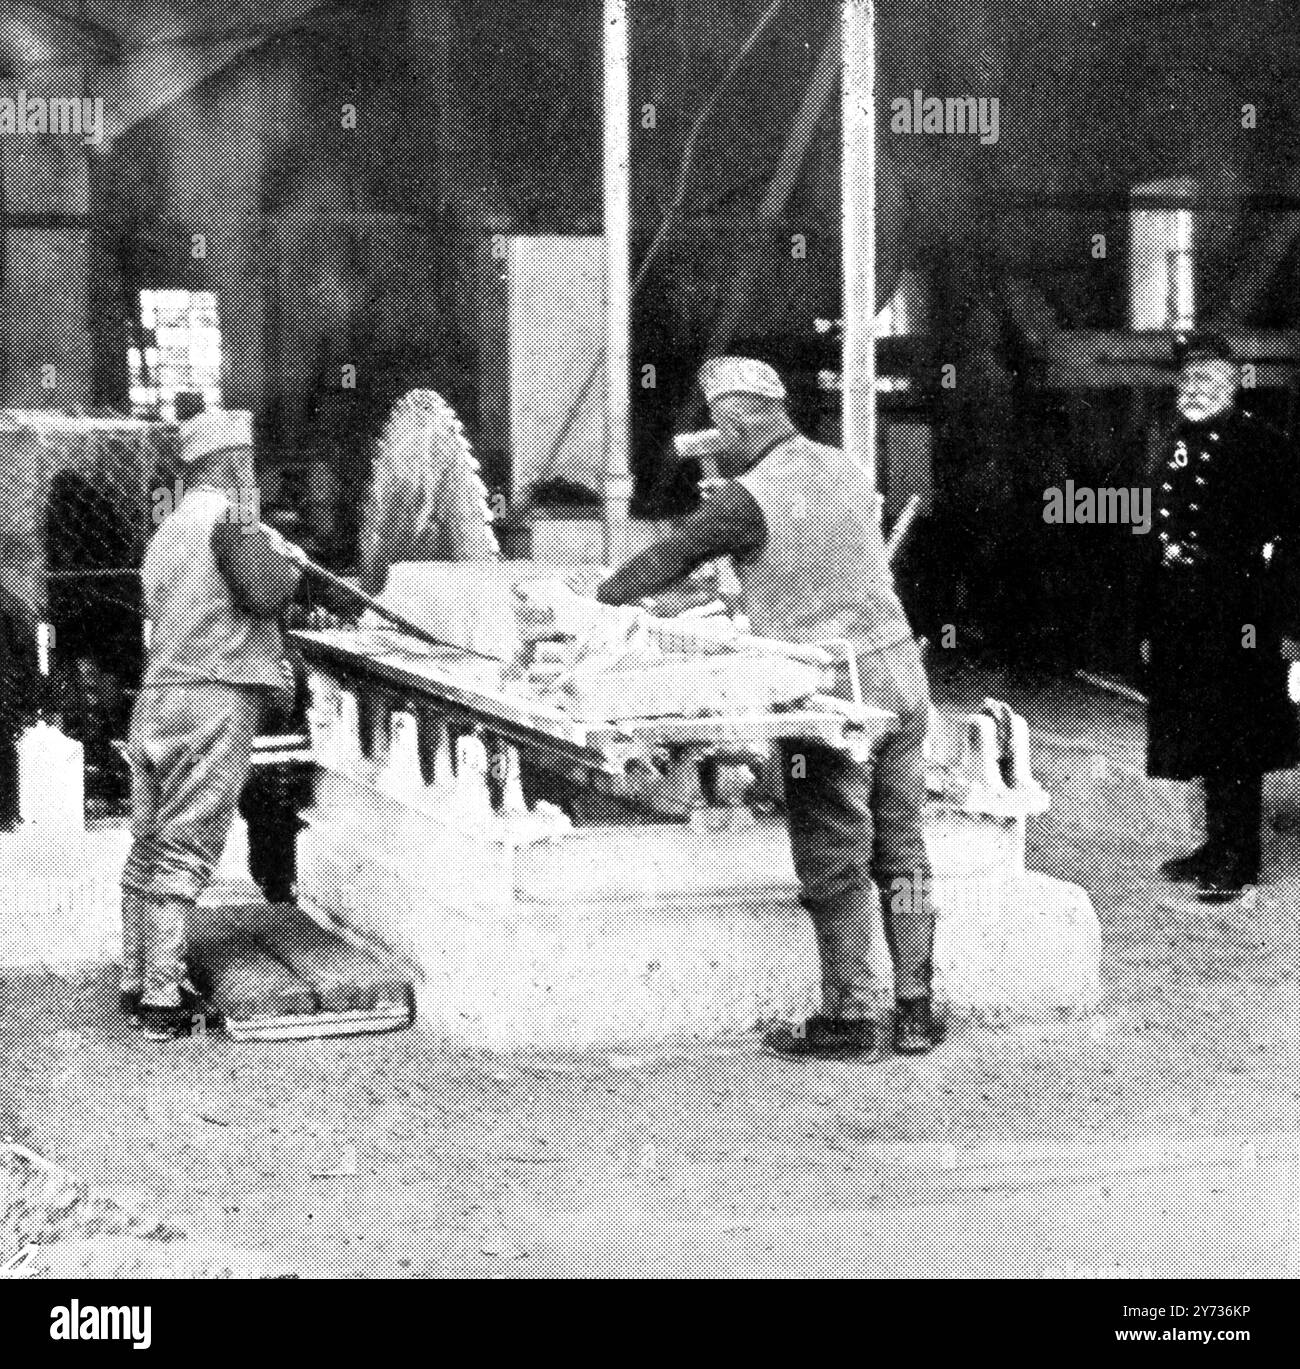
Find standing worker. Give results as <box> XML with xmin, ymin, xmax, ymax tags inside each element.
<box><xmin>1145</xmin><ymin>333</ymin><xmax>1300</xmax><ymax>901</ymax></box>
<box><xmin>595</xmin><ymin>357</ymin><xmax>942</xmax><ymax>1059</ymax></box>
<box><xmin>120</xmin><ymin>410</ymin><xmax>305</xmax><ymax>1039</ymax></box>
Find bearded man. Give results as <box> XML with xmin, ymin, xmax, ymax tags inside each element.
<box><xmin>1145</xmin><ymin>332</ymin><xmax>1300</xmax><ymax>902</ymax></box>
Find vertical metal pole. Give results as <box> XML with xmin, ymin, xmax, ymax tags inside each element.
<box><xmin>842</xmin><ymin>0</ymin><xmax>877</xmax><ymax>489</ymax></box>
<box><xmin>602</xmin><ymin>0</ymin><xmax>633</xmax><ymax>562</ymax></box>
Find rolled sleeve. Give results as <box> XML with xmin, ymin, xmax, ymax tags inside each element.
<box><xmin>596</xmin><ymin>482</ymin><xmax>766</xmax><ymax>606</ymax></box>
<box><xmin>211</xmin><ymin>522</ymin><xmax>304</xmax><ymax>617</ymax></box>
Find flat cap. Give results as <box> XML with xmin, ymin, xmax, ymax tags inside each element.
<box><xmin>1173</xmin><ymin>331</ymin><xmax>1234</xmax><ymax>367</ymax></box>
<box><xmin>698</xmin><ymin>356</ymin><xmax>787</xmax><ymax>403</ymax></box>
<box><xmin>178</xmin><ymin>409</ymin><xmax>253</xmax><ymax>468</ymax></box>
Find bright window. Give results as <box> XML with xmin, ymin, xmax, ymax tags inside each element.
<box><xmin>1130</xmin><ymin>180</ymin><xmax>1196</xmax><ymax>331</ymax></box>
<box><xmin>129</xmin><ymin>290</ymin><xmax>224</xmax><ymax>419</ymax></box>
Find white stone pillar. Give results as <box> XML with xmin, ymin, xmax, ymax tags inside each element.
<box><xmin>841</xmin><ymin>0</ymin><xmax>877</xmax><ymax>489</ymax></box>
<box><xmin>601</xmin><ymin>0</ymin><xmax>633</xmax><ymax>563</ymax></box>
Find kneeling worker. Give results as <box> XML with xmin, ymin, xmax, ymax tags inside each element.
<box><xmin>596</xmin><ymin>357</ymin><xmax>941</xmax><ymax>1058</ymax></box>
<box><xmin>121</xmin><ymin>410</ymin><xmax>305</xmax><ymax>1039</ymax></box>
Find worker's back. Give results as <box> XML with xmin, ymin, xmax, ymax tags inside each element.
<box><xmin>140</xmin><ymin>487</ymin><xmax>290</xmax><ymax>692</ymax></box>
<box><xmin>734</xmin><ymin>432</ymin><xmax>913</xmax><ymax>653</ymax></box>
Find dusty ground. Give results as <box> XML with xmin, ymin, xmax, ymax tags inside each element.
<box><xmin>3</xmin><ymin>664</ymin><xmax>1299</xmax><ymax>1277</ymax></box>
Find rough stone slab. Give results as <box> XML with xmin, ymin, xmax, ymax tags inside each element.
<box><xmin>187</xmin><ymin>923</ymin><xmax>318</xmax><ymax>1025</ymax></box>
<box><xmin>372</xmin><ymin>560</ymin><xmax>610</xmax><ymax>661</ymax></box>
<box><xmin>251</xmin><ymin>904</ymin><xmax>414</xmax><ymax>1014</ymax></box>
<box><xmin>297</xmin><ymin>805</ymin><xmax>1102</xmax><ymax>1048</ymax></box>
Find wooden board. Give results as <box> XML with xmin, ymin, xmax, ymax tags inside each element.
<box><xmin>597</xmin><ymin>710</ymin><xmax>891</xmax><ymax>749</ymax></box>
<box><xmin>558</xmin><ymin>652</ymin><xmax>825</xmax><ymax>723</ymax></box>
<box><xmin>294</xmin><ymin>628</ymin><xmax>891</xmax><ymax>766</ymax></box>
<box><xmin>223</xmin><ymin>1005</ymin><xmax>414</xmax><ymax>1042</ymax></box>
<box><xmin>294</xmin><ymin>629</ymin><xmax>631</xmax><ymax>772</ymax></box>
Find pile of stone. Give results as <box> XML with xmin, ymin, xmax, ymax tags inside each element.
<box><xmin>1</xmin><ymin>1144</ymin><xmax>156</xmax><ymax>1272</ymax></box>
<box><xmin>509</xmin><ymin>579</ymin><xmax>826</xmax><ymax>722</ymax></box>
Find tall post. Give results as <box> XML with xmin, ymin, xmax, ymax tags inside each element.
<box><xmin>842</xmin><ymin>0</ymin><xmax>877</xmax><ymax>489</ymax></box>
<box><xmin>602</xmin><ymin>0</ymin><xmax>633</xmax><ymax>562</ymax></box>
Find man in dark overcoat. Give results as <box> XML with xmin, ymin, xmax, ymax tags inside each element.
<box><xmin>1144</xmin><ymin>332</ymin><xmax>1300</xmax><ymax>900</ymax></box>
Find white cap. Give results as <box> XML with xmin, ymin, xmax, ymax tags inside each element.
<box><xmin>698</xmin><ymin>356</ymin><xmax>786</xmax><ymax>403</ymax></box>
<box><xmin>178</xmin><ymin>409</ymin><xmax>253</xmax><ymax>469</ymax></box>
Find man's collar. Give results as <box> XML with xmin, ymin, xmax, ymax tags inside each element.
<box><xmin>744</xmin><ymin>418</ymin><xmax>799</xmax><ymax>470</ymax></box>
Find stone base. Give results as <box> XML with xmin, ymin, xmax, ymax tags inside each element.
<box><xmin>0</xmin><ymin>820</ymin><xmax>305</xmax><ymax>974</ymax></box>
<box><xmin>930</xmin><ymin>869</ymin><xmax>1100</xmax><ymax>1023</ymax></box>
<box><xmin>0</xmin><ymin>827</ymin><xmax>128</xmax><ymax>970</ymax></box>
<box><xmin>296</xmin><ymin>780</ymin><xmax>1101</xmax><ymax>1049</ymax></box>
<box><xmin>0</xmin><ymin>786</ymin><xmax>1101</xmax><ymax>1050</ymax></box>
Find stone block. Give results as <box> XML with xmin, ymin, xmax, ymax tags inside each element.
<box><xmin>296</xmin><ymin>783</ymin><xmax>1101</xmax><ymax>1048</ymax></box>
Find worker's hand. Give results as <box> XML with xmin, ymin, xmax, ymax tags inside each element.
<box><xmin>289</xmin><ymin>604</ymin><xmax>348</xmax><ymax>631</ymax></box>
<box><xmin>514</xmin><ymin>577</ymin><xmax>583</xmax><ymax>642</ymax></box>
<box><xmin>262</xmin><ymin>524</ymin><xmax>309</xmax><ymax>567</ymax></box>
<box><xmin>1139</xmin><ymin>638</ymin><xmax>1151</xmax><ymax>667</ymax></box>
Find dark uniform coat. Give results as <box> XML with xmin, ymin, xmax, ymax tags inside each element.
<box><xmin>1145</xmin><ymin>406</ymin><xmax>1300</xmax><ymax>780</ymax></box>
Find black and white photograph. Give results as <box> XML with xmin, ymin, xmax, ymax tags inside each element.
<box><xmin>0</xmin><ymin>0</ymin><xmax>1296</xmax><ymax>1311</ymax></box>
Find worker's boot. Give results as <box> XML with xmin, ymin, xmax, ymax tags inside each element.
<box><xmin>766</xmin><ymin>1014</ymin><xmax>882</xmax><ymax>1060</ymax></box>
<box><xmin>1159</xmin><ymin>844</ymin><xmax>1216</xmax><ymax>883</ymax></box>
<box><xmin>119</xmin><ymin>885</ymin><xmax>146</xmax><ymax>1021</ymax></box>
<box><xmin>139</xmin><ymin>978</ymin><xmax>221</xmax><ymax>1041</ymax></box>
<box><xmin>128</xmin><ymin>959</ymin><xmax>212</xmax><ymax>1027</ymax></box>
<box><xmin>766</xmin><ymin>898</ymin><xmax>885</xmax><ymax>1059</ymax></box>
<box><xmin>1195</xmin><ymin>856</ymin><xmax>1258</xmax><ymax>904</ymax></box>
<box><xmin>1197</xmin><ymin>773</ymin><xmax>1262</xmax><ymax>902</ymax></box>
<box><xmin>139</xmin><ymin>892</ymin><xmax>219</xmax><ymax>1040</ymax></box>
<box><xmin>892</xmin><ymin>997</ymin><xmax>947</xmax><ymax>1055</ymax></box>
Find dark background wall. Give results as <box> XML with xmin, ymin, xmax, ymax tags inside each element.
<box><xmin>4</xmin><ymin>0</ymin><xmax>1300</xmax><ymax>664</ymax></box>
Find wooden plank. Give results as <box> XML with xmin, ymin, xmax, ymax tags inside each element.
<box><xmin>298</xmin><ymin>639</ymin><xmax>641</xmax><ymax>777</ymax></box>
<box><xmin>224</xmin><ymin>1006</ymin><xmax>413</xmax><ymax>1042</ymax></box>
<box><xmin>295</xmin><ymin>629</ymin><xmax>594</xmax><ymax>743</ymax></box>
<box><xmin>642</xmin><ymin>616</ymin><xmax>837</xmax><ymax>669</ymax></box>
<box><xmin>606</xmin><ymin>713</ymin><xmax>857</xmax><ymax>748</ymax></box>
<box><xmin>300</xmin><ymin>630</ymin><xmax>854</xmax><ymax>751</ymax></box>
<box><xmin>296</xmin><ymin>628</ymin><xmax>895</xmax><ymax>767</ymax></box>
<box><xmin>559</xmin><ymin>654</ymin><xmax>824</xmax><ymax>723</ymax></box>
